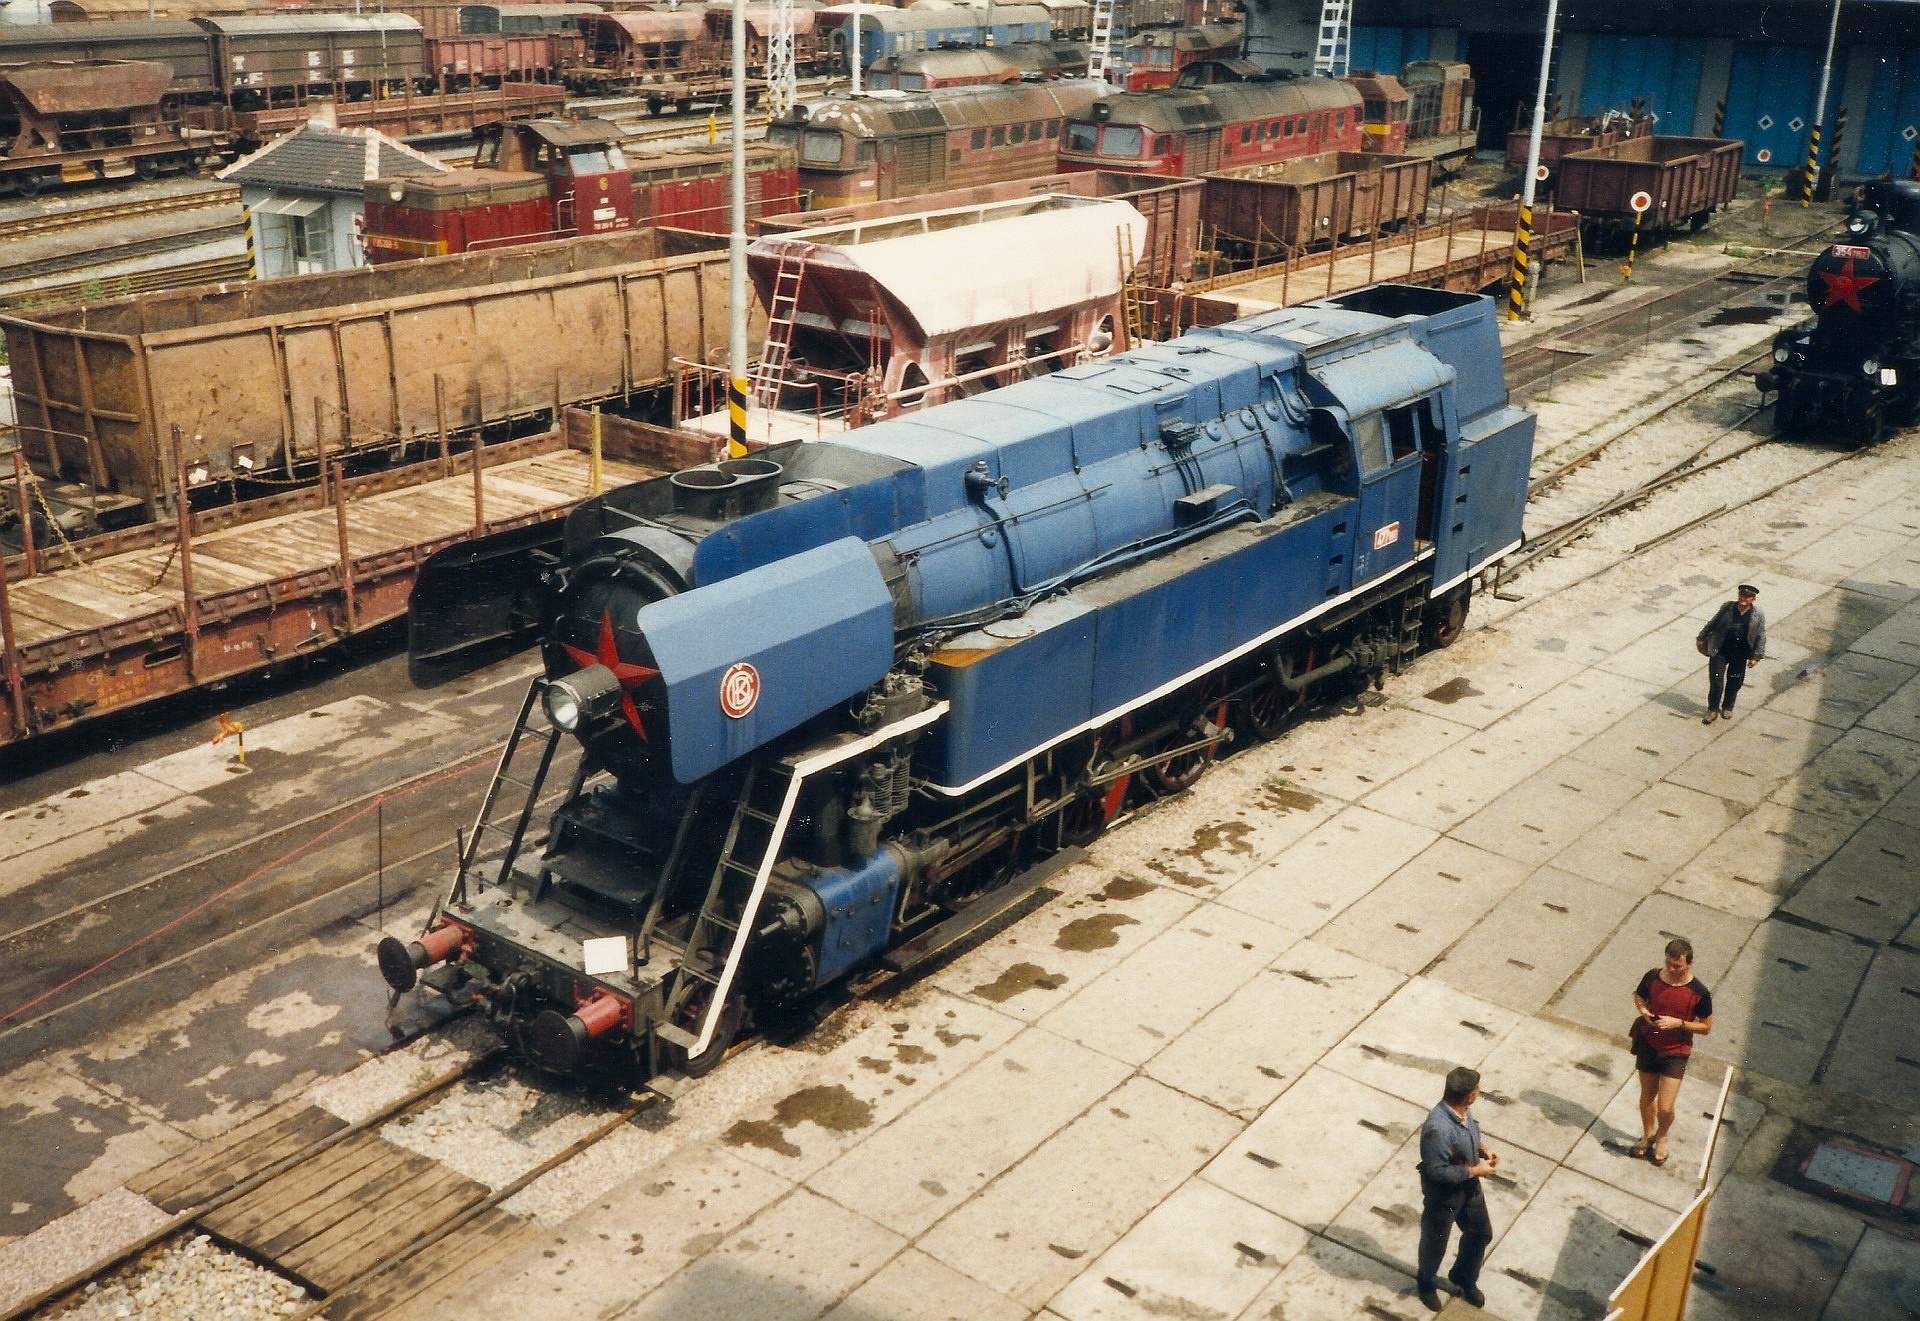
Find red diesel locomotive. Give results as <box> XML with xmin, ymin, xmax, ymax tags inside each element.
<box><xmin>362</xmin><ymin>117</ymin><xmax>798</xmax><ymax>261</ymax></box>
<box><xmin>1057</xmin><ymin>65</ymin><xmax>1363</xmax><ymax>177</ymax></box>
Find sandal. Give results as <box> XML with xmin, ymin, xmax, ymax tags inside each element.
<box><xmin>1649</xmin><ymin>1144</ymin><xmax>1669</xmax><ymax>1167</ymax></box>
<box><xmin>1628</xmin><ymin>1139</ymin><xmax>1652</xmax><ymax>1159</ymax></box>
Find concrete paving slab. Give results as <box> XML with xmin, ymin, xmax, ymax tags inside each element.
<box><xmin>1514</xmin><ymin>598</ymin><xmax>1674</xmax><ymax>673</ymax></box>
<box><xmin>0</xmin><ymin>769</ymin><xmax>188</xmax><ymax>871</ymax></box>
<box><xmin>930</xmin><ymin>874</ymin><xmax>1199</xmax><ymax>1024</ymax></box>
<box><xmin>808</xmin><ymin>1026</ymin><xmax>1131</xmax><ymax>1239</ymax></box>
<box><xmin>1142</xmin><ymin>938</ymin><xmax>1404</xmax><ymax>1120</ymax></box>
<box><xmin>1478</xmin><ymin>1165</ymin><xmax>1673</xmax><ymax>1321</ymax></box>
<box><xmin>916</xmin><ymin>1075</ymin><xmax>1240</xmax><ymax>1309</ymax></box>
<box><xmin>1037</xmin><ymin>902</ymin><xmax>1299</xmax><ymax>1066</ymax></box>
<box><xmin>1323</xmin><ymin>976</ymin><xmax>1523</xmax><ymax>1108</ymax></box>
<box><xmin>1203</xmin><ymin>1066</ymin><xmax>1426</xmax><ymax>1231</ymax></box>
<box><xmin>1569</xmin><ymin>698</ymin><xmax>1734</xmax><ymax>784</ymax></box>
<box><xmin>1266</xmin><ymin>701</ymin><xmax>1475</xmax><ymax>811</ymax></box>
<box><xmin>1877</xmin><ymin>763</ymin><xmax>1920</xmax><ymax>834</ymax></box>
<box><xmin>1664</xmin><ymin>707</ymin><xmax>1845</xmax><ymax>808</ymax></box>
<box><xmin>1361</xmin><ymin>721</ymin><xmax>1565</xmax><ymax>832</ymax></box>
<box><xmin>1047</xmin><ymin>1178</ymin><xmax>1309</xmax><ymax>1321</ymax></box>
<box><xmin>1781</xmin><ymin>816</ymin><xmax>1920</xmax><ymax>943</ymax></box>
<box><xmin>1323</xmin><ymin>1125</ymin><xmax>1554</xmax><ymax>1291</ymax></box>
<box><xmin>1682</xmin><ymin>1174</ymin><xmax>1865</xmax><ymax>1321</ymax></box>
<box><xmin>1662</xmin><ymin>801</ymin><xmax>1859</xmax><ymax>921</ymax></box>
<box><xmin>1768</xmin><ymin>585</ymin><xmax>1913</xmax><ymax>656</ymax></box>
<box><xmin>1600</xmin><ymin>613</ymin><xmax>1734</xmax><ymax>688</ymax></box>
<box><xmin>1428</xmin><ymin>868</ymin><xmax>1639</xmax><ymax>1016</ymax></box>
<box><xmin>451</xmin><ymin>1143</ymin><xmax>797</xmax><ymax>1321</ymax></box>
<box><xmin>1217</xmin><ymin>805</ymin><xmax>1437</xmax><ymax>933</ymax></box>
<box><xmin>1777</xmin><ymin>523</ymin><xmax>1920</xmax><ymax>586</ymax></box>
<box><xmin>1449</xmin><ymin>755</ymin><xmax>1647</xmax><ymax>869</ymax></box>
<box><xmin>1817</xmin><ymin>1225</ymin><xmax>1920</xmax><ymax>1321</ymax></box>
<box><xmin>0</xmin><ymin>792</ymin><xmax>207</xmax><ymax>906</ymax></box>
<box><xmin>1470</xmin><ymin>1019</ymin><xmax>1635</xmax><ymax>1162</ymax></box>
<box><xmin>821</xmin><ymin>1247</ymin><xmax>1029</xmax><ymax>1321</ymax></box>
<box><xmin>1851</xmin><ymin>542</ymin><xmax>1920</xmax><ymax>600</ymax></box>
<box><xmin>1704</xmin><ymin>917</ymin><xmax>1876</xmax><ymax>1085</ymax></box>
<box><xmin>1761</xmin><ymin>651</ymin><xmax>1919</xmax><ymax>731</ymax></box>
<box><xmin>719</xmin><ymin>992</ymin><xmax>1020</xmax><ymax>1184</ymax></box>
<box><xmin>1770</xmin><ymin>724</ymin><xmax>1920</xmax><ymax>828</ymax></box>
<box><xmin>1233</xmin><ymin>1233</ymin><xmax>1435</xmax><ymax>1321</ymax></box>
<box><xmin>1815</xmin><ymin>945</ymin><xmax>1920</xmax><ymax>1109</ymax></box>
<box><xmin>1857</xmin><ymin>666</ymin><xmax>1920</xmax><ymax>743</ymax></box>
<box><xmin>1317</xmin><ymin>837</ymin><xmax>1534</xmax><ymax>976</ymax></box>
<box><xmin>623</xmin><ymin>1185</ymin><xmax>905</xmax><ymax>1321</ymax></box>
<box><xmin>1848</xmin><ymin>600</ymin><xmax>1920</xmax><ymax>668</ymax></box>
<box><xmin>1679</xmin><ymin>573</ymin><xmax>1835</xmax><ymax>626</ymax></box>
<box><xmin>1566</xmin><ymin>1062</ymin><xmax>1763</xmax><ymax>1210</ymax></box>
<box><xmin>1548</xmin><ymin>780</ymin><xmax>1739</xmax><ymax>897</ymax></box>
<box><xmin>1545</xmin><ymin>892</ymin><xmax>1754</xmax><ymax>1040</ymax></box>
<box><xmin>1396</xmin><ymin>645</ymin><xmax>1582</xmax><ymax>730</ymax></box>
<box><xmin>1131</xmin><ymin>779</ymin><xmax>1338</xmax><ymax>892</ymax></box>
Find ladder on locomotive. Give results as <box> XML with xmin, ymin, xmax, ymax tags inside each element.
<box><xmin>656</xmin><ymin>760</ymin><xmax>800</xmax><ymax>1056</ymax></box>
<box><xmin>1086</xmin><ymin>0</ymin><xmax>1116</xmax><ymax>83</ymax></box>
<box><xmin>751</xmin><ymin>252</ymin><xmax>806</xmax><ymax>411</ymax></box>
<box><xmin>446</xmin><ymin>677</ymin><xmax>566</xmax><ymax>910</ymax></box>
<box><xmin>1115</xmin><ymin>225</ymin><xmax>1146</xmax><ymax>347</ymax></box>
<box><xmin>1313</xmin><ymin>0</ymin><xmax>1352</xmax><ymax>76</ymax></box>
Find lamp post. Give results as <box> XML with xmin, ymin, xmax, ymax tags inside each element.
<box><xmin>1800</xmin><ymin>0</ymin><xmax>1842</xmax><ymax>205</ymax></box>
<box><xmin>727</xmin><ymin>0</ymin><xmax>749</xmax><ymax>458</ymax></box>
<box><xmin>1507</xmin><ymin>0</ymin><xmax>1561</xmax><ymax>320</ymax></box>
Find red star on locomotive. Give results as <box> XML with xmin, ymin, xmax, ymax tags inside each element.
<box><xmin>562</xmin><ymin>609</ymin><xmax>658</xmax><ymax>739</ymax></box>
<box><xmin>1815</xmin><ymin>257</ymin><xmax>1878</xmax><ymax>314</ymax></box>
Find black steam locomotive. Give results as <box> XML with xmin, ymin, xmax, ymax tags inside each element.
<box><xmin>1759</xmin><ymin>179</ymin><xmax>1920</xmax><ymax>446</ymax></box>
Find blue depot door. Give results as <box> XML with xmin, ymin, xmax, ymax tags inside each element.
<box><xmin>1726</xmin><ymin>42</ymin><xmax>1823</xmax><ymax>168</ymax></box>
<box><xmin>1350</xmin><ymin>25</ymin><xmax>1430</xmax><ymax>75</ymax></box>
<box><xmin>1579</xmin><ymin>35</ymin><xmax>1706</xmax><ymax>133</ymax></box>
<box><xmin>1858</xmin><ymin>46</ymin><xmax>1920</xmax><ymax>176</ymax></box>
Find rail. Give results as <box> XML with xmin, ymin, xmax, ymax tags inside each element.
<box><xmin>0</xmin><ymin>254</ymin><xmax>253</xmax><ymax>314</ymax></box>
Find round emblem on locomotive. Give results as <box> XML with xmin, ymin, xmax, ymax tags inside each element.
<box><xmin>720</xmin><ymin>662</ymin><xmax>760</xmax><ymax>718</ymax></box>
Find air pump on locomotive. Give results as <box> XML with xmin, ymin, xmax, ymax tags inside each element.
<box><xmin>377</xmin><ymin>285</ymin><xmax>1533</xmax><ymax>1092</ymax></box>
<box><xmin>1759</xmin><ymin>179</ymin><xmax>1920</xmax><ymax>445</ymax></box>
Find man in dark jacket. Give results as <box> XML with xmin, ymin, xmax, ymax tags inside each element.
<box><xmin>1696</xmin><ymin>584</ymin><xmax>1766</xmax><ymax>724</ymax></box>
<box><xmin>1416</xmin><ymin>1066</ymin><xmax>1498</xmax><ymax>1311</ymax></box>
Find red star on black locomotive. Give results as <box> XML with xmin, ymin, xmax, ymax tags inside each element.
<box><xmin>1816</xmin><ymin>257</ymin><xmax>1878</xmax><ymax>313</ymax></box>
<box><xmin>562</xmin><ymin>609</ymin><xmax>659</xmax><ymax>739</ymax></box>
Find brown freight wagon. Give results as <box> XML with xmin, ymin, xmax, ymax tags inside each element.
<box><xmin>1</xmin><ymin>227</ymin><xmax>760</xmax><ymax>528</ymax></box>
<box><xmin>1554</xmin><ymin>134</ymin><xmax>1744</xmax><ymax>235</ymax></box>
<box><xmin>759</xmin><ymin>169</ymin><xmax>1203</xmax><ymax>285</ymax></box>
<box><xmin>1505</xmin><ymin>112</ymin><xmax>1651</xmax><ymax>175</ymax></box>
<box><xmin>1202</xmin><ymin>150</ymin><xmax>1432</xmax><ymax>256</ymax></box>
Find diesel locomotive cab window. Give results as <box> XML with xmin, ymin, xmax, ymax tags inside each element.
<box><xmin>992</xmin><ymin>127</ymin><xmax>1007</xmax><ymax>146</ymax></box>
<box><xmin>1046</xmin><ymin>122</ymin><xmax>1059</xmax><ymax>139</ymax></box>
<box><xmin>568</xmin><ymin>146</ymin><xmax>618</xmax><ymax>173</ymax></box>
<box><xmin>1386</xmin><ymin>403</ymin><xmax>1421</xmax><ymax>461</ymax></box>
<box><xmin>1066</xmin><ymin>123</ymin><xmax>1096</xmax><ymax>151</ymax></box>
<box><xmin>767</xmin><ymin>124</ymin><xmax>800</xmax><ymax>148</ymax></box>
<box><xmin>1102</xmin><ymin>126</ymin><xmax>1143</xmax><ymax>155</ymax></box>
<box><xmin>856</xmin><ymin>141</ymin><xmax>876</xmax><ymax>164</ymax></box>
<box><xmin>801</xmin><ymin>130</ymin><xmax>844</xmax><ymax>163</ymax></box>
<box><xmin>1240</xmin><ymin>125</ymin><xmax>1252</xmax><ymax>144</ymax></box>
<box><xmin>1355</xmin><ymin>413</ymin><xmax>1391</xmax><ymax>472</ymax></box>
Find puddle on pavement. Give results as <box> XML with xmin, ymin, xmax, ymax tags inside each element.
<box><xmin>969</xmin><ymin>961</ymin><xmax>1069</xmax><ymax>1003</ymax></box>
<box><xmin>1259</xmin><ymin>782</ymin><xmax>1320</xmax><ymax>814</ymax></box>
<box><xmin>1098</xmin><ymin>875</ymin><xmax>1153</xmax><ymax>902</ymax></box>
<box><xmin>1424</xmin><ymin>677</ymin><xmax>1484</xmax><ymax>704</ymax></box>
<box><xmin>722</xmin><ymin>1084</ymin><xmax>875</xmax><ymax>1157</ymax></box>
<box><xmin>1055</xmin><ymin>912</ymin><xmax>1139</xmax><ymax>951</ymax></box>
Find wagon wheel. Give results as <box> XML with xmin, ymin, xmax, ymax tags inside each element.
<box><xmin>1061</xmin><ymin>772</ymin><xmax>1130</xmax><ymax>846</ymax></box>
<box><xmin>1146</xmin><ymin>687</ymin><xmax>1228</xmax><ymax>795</ymax></box>
<box><xmin>11</xmin><ymin>172</ymin><xmax>43</xmax><ymax>199</ymax></box>
<box><xmin>664</xmin><ymin>990</ymin><xmax>745</xmax><ymax>1079</ymax></box>
<box><xmin>1425</xmin><ymin>584</ymin><xmax>1472</xmax><ymax>649</ymax></box>
<box><xmin>133</xmin><ymin>156</ymin><xmax>161</xmax><ymax>181</ymax></box>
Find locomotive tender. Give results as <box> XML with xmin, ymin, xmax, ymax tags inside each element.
<box><xmin>380</xmin><ymin>285</ymin><xmax>1533</xmax><ymax>1090</ymax></box>
<box><xmin>1759</xmin><ymin>179</ymin><xmax>1920</xmax><ymax>446</ymax></box>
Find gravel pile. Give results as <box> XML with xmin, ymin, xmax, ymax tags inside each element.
<box><xmin>46</xmin><ymin>1234</ymin><xmax>306</xmax><ymax>1321</ymax></box>
<box><xmin>0</xmin><ymin>1189</ymin><xmax>170</xmax><ymax>1319</ymax></box>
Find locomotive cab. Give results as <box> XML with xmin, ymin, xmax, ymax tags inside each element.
<box><xmin>483</xmin><ymin>118</ymin><xmax>636</xmax><ymax>237</ymax></box>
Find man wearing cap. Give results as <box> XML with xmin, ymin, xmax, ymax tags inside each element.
<box><xmin>1695</xmin><ymin>584</ymin><xmax>1767</xmax><ymax>724</ymax></box>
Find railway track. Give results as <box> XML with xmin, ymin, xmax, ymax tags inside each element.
<box><xmin>0</xmin><ymin>253</ymin><xmax>252</xmax><ymax>313</ymax></box>
<box><xmin>0</xmin><ymin>185</ymin><xmax>238</xmax><ymax>246</ymax></box>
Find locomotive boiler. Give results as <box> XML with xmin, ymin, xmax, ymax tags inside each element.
<box><xmin>379</xmin><ymin>284</ymin><xmax>1533</xmax><ymax>1091</ymax></box>
<box><xmin>1759</xmin><ymin>179</ymin><xmax>1920</xmax><ymax>446</ymax></box>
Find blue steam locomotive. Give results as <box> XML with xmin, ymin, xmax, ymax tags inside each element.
<box><xmin>1760</xmin><ymin>179</ymin><xmax>1920</xmax><ymax>446</ymax></box>
<box><xmin>379</xmin><ymin>285</ymin><xmax>1533</xmax><ymax>1090</ymax></box>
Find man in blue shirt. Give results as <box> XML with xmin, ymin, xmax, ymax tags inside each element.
<box><xmin>1416</xmin><ymin>1065</ymin><xmax>1499</xmax><ymax>1311</ymax></box>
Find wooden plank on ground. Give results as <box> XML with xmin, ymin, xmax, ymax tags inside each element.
<box><xmin>128</xmin><ymin>1101</ymin><xmax>346</xmax><ymax>1212</ymax></box>
<box><xmin>320</xmin><ymin>1208</ymin><xmax>535</xmax><ymax>1321</ymax></box>
<box><xmin>205</xmin><ymin>1132</ymin><xmax>408</xmax><ymax>1246</ymax></box>
<box><xmin>277</xmin><ymin>1159</ymin><xmax>492</xmax><ymax>1290</ymax></box>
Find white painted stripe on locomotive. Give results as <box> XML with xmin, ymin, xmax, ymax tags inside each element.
<box><xmin>923</xmin><ymin>539</ymin><xmax>1505</xmax><ymax>799</ymax></box>
<box><xmin>682</xmin><ymin>698</ymin><xmax>950</xmax><ymax>1056</ymax></box>
<box><xmin>1429</xmin><ymin>537</ymin><xmax>1522</xmax><ymax>600</ymax></box>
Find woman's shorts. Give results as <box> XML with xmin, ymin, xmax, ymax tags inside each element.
<box><xmin>1635</xmin><ymin>1047</ymin><xmax>1690</xmax><ymax>1080</ymax></box>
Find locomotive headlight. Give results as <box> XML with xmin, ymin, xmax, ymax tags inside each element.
<box><xmin>1773</xmin><ymin>345</ymin><xmax>1790</xmax><ymax>363</ymax></box>
<box><xmin>545</xmin><ymin>664</ymin><xmax>622</xmax><ymax>732</ymax></box>
<box><xmin>1862</xmin><ymin>358</ymin><xmax>1880</xmax><ymax>377</ymax></box>
<box><xmin>1845</xmin><ymin>213</ymin><xmax>1872</xmax><ymax>236</ymax></box>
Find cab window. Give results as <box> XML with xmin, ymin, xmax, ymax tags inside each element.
<box><xmin>1101</xmin><ymin>125</ymin><xmax>1143</xmax><ymax>156</ymax></box>
<box><xmin>1355</xmin><ymin>413</ymin><xmax>1390</xmax><ymax>472</ymax></box>
<box><xmin>973</xmin><ymin>128</ymin><xmax>987</xmax><ymax>149</ymax></box>
<box><xmin>801</xmin><ymin>130</ymin><xmax>844</xmax><ymax>163</ymax></box>
<box><xmin>1066</xmin><ymin>122</ymin><xmax>1097</xmax><ymax>151</ymax></box>
<box><xmin>991</xmin><ymin>126</ymin><xmax>1006</xmax><ymax>146</ymax></box>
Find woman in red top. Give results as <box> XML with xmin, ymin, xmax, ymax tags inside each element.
<box><xmin>1629</xmin><ymin>937</ymin><xmax>1714</xmax><ymax>1167</ymax></box>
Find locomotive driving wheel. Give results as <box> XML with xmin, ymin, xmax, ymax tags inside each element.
<box><xmin>1146</xmin><ymin>684</ymin><xmax>1229</xmax><ymax>794</ymax></box>
<box><xmin>664</xmin><ymin>992</ymin><xmax>745</xmax><ymax>1079</ymax></box>
<box><xmin>1425</xmin><ymin>584</ymin><xmax>1471</xmax><ymax>649</ymax></box>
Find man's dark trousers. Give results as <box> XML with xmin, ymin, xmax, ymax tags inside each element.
<box><xmin>1417</xmin><ymin>1176</ymin><xmax>1492</xmax><ymax>1294</ymax></box>
<box><xmin>1707</xmin><ymin>655</ymin><xmax>1747</xmax><ymax>712</ymax></box>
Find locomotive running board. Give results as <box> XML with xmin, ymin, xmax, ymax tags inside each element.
<box><xmin>861</xmin><ymin>846</ymin><xmax>1085</xmax><ymax>993</ymax></box>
